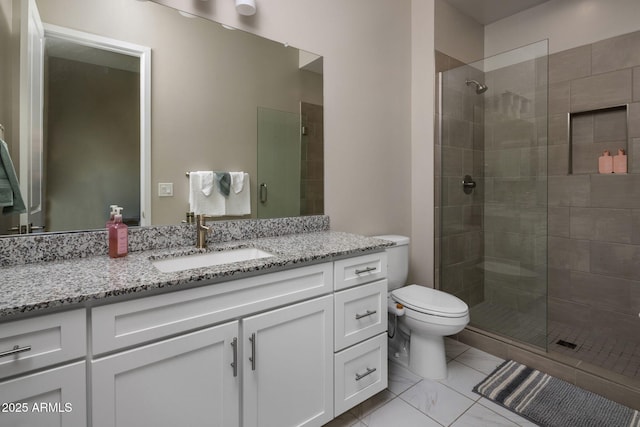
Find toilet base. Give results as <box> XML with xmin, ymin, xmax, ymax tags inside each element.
<box><xmin>408</xmin><ymin>332</ymin><xmax>447</xmax><ymax>380</ymax></box>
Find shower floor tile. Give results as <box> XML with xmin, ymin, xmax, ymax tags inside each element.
<box><xmin>548</xmin><ymin>320</ymin><xmax>640</xmax><ymax>381</ymax></box>
<box><xmin>470</xmin><ymin>301</ymin><xmax>640</xmax><ymax>381</ymax></box>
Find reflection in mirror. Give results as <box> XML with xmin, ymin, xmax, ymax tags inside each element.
<box><xmin>0</xmin><ymin>0</ymin><xmax>323</xmax><ymax>237</ymax></box>
<box><xmin>44</xmin><ymin>26</ymin><xmax>148</xmax><ymax>231</ymax></box>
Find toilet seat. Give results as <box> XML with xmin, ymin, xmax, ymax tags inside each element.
<box><xmin>391</xmin><ymin>284</ymin><xmax>468</xmax><ymax>318</ymax></box>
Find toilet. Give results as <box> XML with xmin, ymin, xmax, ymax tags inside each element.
<box><xmin>375</xmin><ymin>235</ymin><xmax>470</xmax><ymax>379</ymax></box>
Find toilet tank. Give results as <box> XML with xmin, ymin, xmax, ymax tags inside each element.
<box><xmin>373</xmin><ymin>235</ymin><xmax>409</xmax><ymax>291</ymax></box>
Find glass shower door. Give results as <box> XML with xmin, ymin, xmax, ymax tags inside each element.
<box><xmin>439</xmin><ymin>40</ymin><xmax>548</xmax><ymax>349</ymax></box>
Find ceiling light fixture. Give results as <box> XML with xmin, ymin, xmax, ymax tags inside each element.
<box><xmin>235</xmin><ymin>0</ymin><xmax>256</xmax><ymax>16</ymax></box>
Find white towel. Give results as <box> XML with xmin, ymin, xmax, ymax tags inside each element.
<box><xmin>226</xmin><ymin>173</ymin><xmax>250</xmax><ymax>216</ymax></box>
<box><xmin>200</xmin><ymin>171</ymin><xmax>214</xmax><ymax>196</ymax></box>
<box><xmin>230</xmin><ymin>171</ymin><xmax>245</xmax><ymax>194</ymax></box>
<box><xmin>189</xmin><ymin>171</ymin><xmax>225</xmax><ymax>216</ymax></box>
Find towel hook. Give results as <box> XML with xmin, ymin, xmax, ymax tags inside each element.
<box><xmin>0</xmin><ymin>124</ymin><xmax>4</xmax><ymax>140</ymax></box>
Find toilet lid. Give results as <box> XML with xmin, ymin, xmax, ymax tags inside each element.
<box><xmin>391</xmin><ymin>284</ymin><xmax>469</xmax><ymax>317</ymax></box>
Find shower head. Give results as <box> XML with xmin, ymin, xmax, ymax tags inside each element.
<box><xmin>465</xmin><ymin>79</ymin><xmax>488</xmax><ymax>94</ymax></box>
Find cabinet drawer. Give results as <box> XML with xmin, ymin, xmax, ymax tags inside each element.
<box><xmin>0</xmin><ymin>361</ymin><xmax>86</xmax><ymax>427</ymax></box>
<box><xmin>0</xmin><ymin>309</ymin><xmax>86</xmax><ymax>379</ymax></box>
<box><xmin>334</xmin><ymin>333</ymin><xmax>388</xmax><ymax>416</ymax></box>
<box><xmin>334</xmin><ymin>252</ymin><xmax>387</xmax><ymax>291</ymax></box>
<box><xmin>334</xmin><ymin>280</ymin><xmax>387</xmax><ymax>351</ymax></box>
<box><xmin>92</xmin><ymin>262</ymin><xmax>333</xmax><ymax>355</ymax></box>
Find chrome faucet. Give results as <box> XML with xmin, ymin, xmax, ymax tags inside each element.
<box><xmin>196</xmin><ymin>214</ymin><xmax>214</xmax><ymax>248</ymax></box>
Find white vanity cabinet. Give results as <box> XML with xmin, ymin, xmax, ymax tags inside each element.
<box><xmin>0</xmin><ymin>309</ymin><xmax>87</xmax><ymax>427</ymax></box>
<box><xmin>92</xmin><ymin>321</ymin><xmax>240</xmax><ymax>427</ymax></box>
<box><xmin>333</xmin><ymin>253</ymin><xmax>388</xmax><ymax>416</ymax></box>
<box><xmin>90</xmin><ymin>262</ymin><xmax>334</xmax><ymax>427</ymax></box>
<box><xmin>242</xmin><ymin>295</ymin><xmax>333</xmax><ymax>427</ymax></box>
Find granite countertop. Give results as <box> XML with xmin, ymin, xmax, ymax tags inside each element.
<box><xmin>0</xmin><ymin>231</ymin><xmax>392</xmax><ymax>319</ymax></box>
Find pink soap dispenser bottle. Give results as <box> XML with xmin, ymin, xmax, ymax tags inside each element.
<box><xmin>598</xmin><ymin>150</ymin><xmax>613</xmax><ymax>174</ymax></box>
<box><xmin>109</xmin><ymin>207</ymin><xmax>128</xmax><ymax>258</ymax></box>
<box><xmin>613</xmin><ymin>148</ymin><xmax>627</xmax><ymax>173</ymax></box>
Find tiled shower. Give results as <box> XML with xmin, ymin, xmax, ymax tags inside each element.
<box><xmin>436</xmin><ymin>29</ymin><xmax>640</xmax><ymax>392</ymax></box>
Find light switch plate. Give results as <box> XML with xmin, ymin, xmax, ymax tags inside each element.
<box><xmin>158</xmin><ymin>182</ymin><xmax>173</xmax><ymax>197</ymax></box>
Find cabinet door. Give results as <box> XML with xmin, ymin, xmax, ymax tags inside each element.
<box><xmin>243</xmin><ymin>295</ymin><xmax>333</xmax><ymax>427</ymax></box>
<box><xmin>92</xmin><ymin>321</ymin><xmax>239</xmax><ymax>427</ymax></box>
<box><xmin>0</xmin><ymin>361</ymin><xmax>86</xmax><ymax>427</ymax></box>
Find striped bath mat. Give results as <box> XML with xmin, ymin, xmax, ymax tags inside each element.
<box><xmin>474</xmin><ymin>360</ymin><xmax>640</xmax><ymax>427</ymax></box>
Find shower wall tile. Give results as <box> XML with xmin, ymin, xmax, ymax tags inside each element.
<box><xmin>484</xmin><ymin>149</ymin><xmax>521</xmax><ymax>177</ymax></box>
<box><xmin>631</xmin><ymin>281</ymin><xmax>640</xmax><ymax>314</ymax></box>
<box><xmin>571</xmin><ymin>114</ymin><xmax>594</xmax><ymax>144</ymax></box>
<box><xmin>632</xmin><ymin>138</ymin><xmax>640</xmax><ymax>173</ymax></box>
<box><xmin>548</xmin><ymin>175</ymin><xmax>591</xmax><ymax>206</ymax></box>
<box><xmin>549</xmin><ymin>45</ymin><xmax>591</xmax><ymax>84</ymax></box>
<box><xmin>548</xmin><ymin>267</ymin><xmax>572</xmax><ymax>299</ymax></box>
<box><xmin>442</xmin><ymin>146</ymin><xmax>463</xmax><ymax>177</ymax></box>
<box><xmin>590</xmin><ymin>241</ymin><xmax>640</xmax><ymax>280</ymax></box>
<box><xmin>548</xmin><ymin>113</ymin><xmax>569</xmax><ymax>145</ymax></box>
<box><xmin>593</xmin><ymin>108</ymin><xmax>627</xmax><ymax>141</ymax></box>
<box><xmin>570</xmin><ymin>207</ymin><xmax>632</xmax><ymax>243</ymax></box>
<box><xmin>573</xmin><ymin>207</ymin><xmax>632</xmax><ymax>242</ymax></box>
<box><xmin>634</xmin><ymin>67</ymin><xmax>640</xmax><ymax>101</ymax></box>
<box><xmin>569</xmin><ymin>271</ymin><xmax>635</xmax><ymax>315</ymax></box>
<box><xmin>484</xmin><ymin>204</ymin><xmax>519</xmax><ymax>233</ymax></box>
<box><xmin>590</xmin><ymin>174</ymin><xmax>640</xmax><ymax>208</ymax></box>
<box><xmin>548</xmin><ymin>206</ymin><xmax>570</xmax><ymax>237</ymax></box>
<box><xmin>570</xmin><ymin>69</ymin><xmax>632</xmax><ymax>112</ymax></box>
<box><xmin>592</xmin><ymin>30</ymin><xmax>640</xmax><ymax>74</ymax></box>
<box><xmin>446</xmin><ymin>117</ymin><xmax>474</xmax><ymax>149</ymax></box>
<box><xmin>441</xmin><ymin>206</ymin><xmax>464</xmax><ymax>235</ymax></box>
<box><xmin>547</xmin><ymin>144</ymin><xmax>569</xmax><ymax>176</ymax></box>
<box><xmin>492</xmin><ymin>118</ymin><xmax>536</xmax><ymax>148</ymax></box>
<box><xmin>549</xmin><ymin>81</ymin><xmax>570</xmax><ymax>115</ymax></box>
<box><xmin>548</xmin><ymin>297</ymin><xmax>591</xmax><ymax>329</ymax></box>
<box><xmin>548</xmin><ymin>236</ymin><xmax>590</xmax><ymax>272</ymax></box>
<box><xmin>633</xmin><ymin>210</ymin><xmax>640</xmax><ymax>244</ymax></box>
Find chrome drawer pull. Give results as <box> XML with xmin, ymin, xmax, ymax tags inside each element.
<box><xmin>0</xmin><ymin>345</ymin><xmax>32</xmax><ymax>358</ymax></box>
<box><xmin>249</xmin><ymin>333</ymin><xmax>256</xmax><ymax>371</ymax></box>
<box><xmin>230</xmin><ymin>337</ymin><xmax>238</xmax><ymax>377</ymax></box>
<box><xmin>355</xmin><ymin>266</ymin><xmax>376</xmax><ymax>275</ymax></box>
<box><xmin>355</xmin><ymin>310</ymin><xmax>377</xmax><ymax>320</ymax></box>
<box><xmin>355</xmin><ymin>367</ymin><xmax>377</xmax><ymax>381</ymax></box>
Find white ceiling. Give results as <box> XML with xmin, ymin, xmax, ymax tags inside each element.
<box><xmin>442</xmin><ymin>0</ymin><xmax>550</xmax><ymax>25</ymax></box>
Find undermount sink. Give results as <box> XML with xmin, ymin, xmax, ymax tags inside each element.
<box><xmin>152</xmin><ymin>247</ymin><xmax>274</xmax><ymax>273</ymax></box>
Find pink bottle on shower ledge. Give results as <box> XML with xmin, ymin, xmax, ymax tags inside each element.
<box><xmin>598</xmin><ymin>150</ymin><xmax>613</xmax><ymax>174</ymax></box>
<box><xmin>613</xmin><ymin>148</ymin><xmax>627</xmax><ymax>174</ymax></box>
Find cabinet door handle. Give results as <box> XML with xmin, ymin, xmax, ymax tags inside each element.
<box><xmin>249</xmin><ymin>333</ymin><xmax>256</xmax><ymax>371</ymax></box>
<box><xmin>355</xmin><ymin>367</ymin><xmax>377</xmax><ymax>381</ymax></box>
<box><xmin>355</xmin><ymin>266</ymin><xmax>376</xmax><ymax>275</ymax></box>
<box><xmin>0</xmin><ymin>345</ymin><xmax>32</xmax><ymax>358</ymax></box>
<box><xmin>230</xmin><ymin>337</ymin><xmax>238</xmax><ymax>377</ymax></box>
<box><xmin>259</xmin><ymin>183</ymin><xmax>268</xmax><ymax>204</ymax></box>
<box><xmin>355</xmin><ymin>309</ymin><xmax>377</xmax><ymax>320</ymax></box>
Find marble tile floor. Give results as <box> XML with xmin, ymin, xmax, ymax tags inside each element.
<box><xmin>323</xmin><ymin>338</ymin><xmax>537</xmax><ymax>427</ymax></box>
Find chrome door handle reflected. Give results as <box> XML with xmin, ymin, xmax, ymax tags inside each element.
<box><xmin>0</xmin><ymin>345</ymin><xmax>32</xmax><ymax>358</ymax></box>
<box><xmin>355</xmin><ymin>367</ymin><xmax>377</xmax><ymax>381</ymax></box>
<box><xmin>355</xmin><ymin>310</ymin><xmax>377</xmax><ymax>320</ymax></box>
<box><xmin>259</xmin><ymin>183</ymin><xmax>268</xmax><ymax>203</ymax></box>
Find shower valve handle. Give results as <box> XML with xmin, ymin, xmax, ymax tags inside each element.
<box><xmin>462</xmin><ymin>175</ymin><xmax>476</xmax><ymax>194</ymax></box>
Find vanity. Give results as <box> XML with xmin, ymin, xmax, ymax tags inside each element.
<box><xmin>0</xmin><ymin>218</ymin><xmax>390</xmax><ymax>427</ymax></box>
